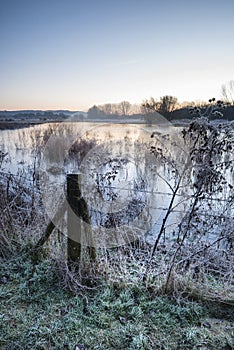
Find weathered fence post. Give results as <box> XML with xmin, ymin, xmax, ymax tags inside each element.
<box><xmin>67</xmin><ymin>174</ymin><xmax>82</xmax><ymax>264</ymax></box>
<box><xmin>67</xmin><ymin>174</ymin><xmax>96</xmax><ymax>266</ymax></box>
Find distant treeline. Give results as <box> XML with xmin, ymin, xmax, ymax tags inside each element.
<box><xmin>169</xmin><ymin>105</ymin><xmax>234</xmax><ymax>121</ymax></box>
<box><xmin>87</xmin><ymin>95</ymin><xmax>234</xmax><ymax>121</ymax></box>
<box><xmin>87</xmin><ymin>103</ymin><xmax>234</xmax><ymax>122</ymax></box>
<box><xmin>1</xmin><ymin>101</ymin><xmax>233</xmax><ymax>124</ymax></box>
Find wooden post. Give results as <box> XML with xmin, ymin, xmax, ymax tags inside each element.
<box><xmin>67</xmin><ymin>174</ymin><xmax>82</xmax><ymax>264</ymax></box>
<box><xmin>67</xmin><ymin>174</ymin><xmax>96</xmax><ymax>266</ymax></box>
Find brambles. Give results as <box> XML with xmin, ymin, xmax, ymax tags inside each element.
<box><xmin>188</xmin><ymin>98</ymin><xmax>227</xmax><ymax>119</ymax></box>
<box><xmin>143</xmin><ymin>98</ymin><xmax>234</xmax><ymax>293</ymax></box>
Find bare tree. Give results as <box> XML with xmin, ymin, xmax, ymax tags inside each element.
<box><xmin>221</xmin><ymin>80</ymin><xmax>234</xmax><ymax>105</ymax></box>
<box><xmin>159</xmin><ymin>95</ymin><xmax>178</xmax><ymax>114</ymax></box>
<box><xmin>141</xmin><ymin>97</ymin><xmax>160</xmax><ymax>113</ymax></box>
<box><xmin>141</xmin><ymin>96</ymin><xmax>178</xmax><ymax>115</ymax></box>
<box><xmin>141</xmin><ymin>96</ymin><xmax>178</xmax><ymax>123</ymax></box>
<box><xmin>96</xmin><ymin>101</ymin><xmax>132</xmax><ymax>116</ymax></box>
<box><xmin>119</xmin><ymin>101</ymin><xmax>131</xmax><ymax>116</ymax></box>
<box><xmin>99</xmin><ymin>103</ymin><xmax>113</xmax><ymax>115</ymax></box>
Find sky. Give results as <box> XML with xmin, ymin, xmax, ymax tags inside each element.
<box><xmin>0</xmin><ymin>0</ymin><xmax>234</xmax><ymax>111</ymax></box>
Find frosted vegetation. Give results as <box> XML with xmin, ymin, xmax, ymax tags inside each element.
<box><xmin>0</xmin><ymin>99</ymin><xmax>233</xmax><ymax>349</ymax></box>
<box><xmin>0</xmin><ymin>98</ymin><xmax>233</xmax><ymax>288</ymax></box>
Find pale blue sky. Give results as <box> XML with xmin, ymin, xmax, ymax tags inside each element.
<box><xmin>0</xmin><ymin>0</ymin><xmax>234</xmax><ymax>110</ymax></box>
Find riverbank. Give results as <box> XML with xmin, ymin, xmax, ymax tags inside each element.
<box><xmin>0</xmin><ymin>120</ymin><xmax>45</xmax><ymax>130</ymax></box>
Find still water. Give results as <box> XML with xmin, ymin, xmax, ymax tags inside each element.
<box><xmin>0</xmin><ymin>122</ymin><xmax>198</xmax><ymax>246</ymax></box>
<box><xmin>0</xmin><ymin>122</ymin><xmax>230</xmax><ymax>246</ymax></box>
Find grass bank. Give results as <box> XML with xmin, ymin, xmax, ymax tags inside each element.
<box><xmin>0</xmin><ymin>255</ymin><xmax>233</xmax><ymax>350</ymax></box>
